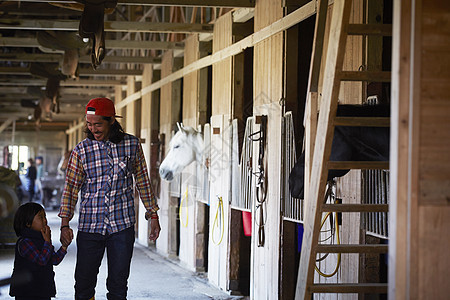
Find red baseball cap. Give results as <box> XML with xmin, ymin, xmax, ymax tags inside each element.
<box><xmin>85</xmin><ymin>97</ymin><xmax>122</xmax><ymax>118</ymax></box>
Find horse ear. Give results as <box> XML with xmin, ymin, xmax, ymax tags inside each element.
<box><xmin>177</xmin><ymin>122</ymin><xmax>186</xmax><ymax>134</ymax></box>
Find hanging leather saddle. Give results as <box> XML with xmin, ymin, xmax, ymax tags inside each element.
<box><xmin>76</xmin><ymin>0</ymin><xmax>118</xmax><ymax>69</ymax></box>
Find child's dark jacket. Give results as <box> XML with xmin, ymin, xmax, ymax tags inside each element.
<box><xmin>9</xmin><ymin>228</ymin><xmax>66</xmax><ymax>298</ymax></box>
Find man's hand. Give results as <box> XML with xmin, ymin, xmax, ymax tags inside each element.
<box><xmin>149</xmin><ymin>219</ymin><xmax>161</xmax><ymax>241</ymax></box>
<box><xmin>60</xmin><ymin>226</ymin><xmax>73</xmax><ymax>247</ymax></box>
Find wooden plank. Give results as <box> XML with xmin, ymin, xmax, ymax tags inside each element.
<box><xmin>310</xmin><ymin>283</ymin><xmax>388</xmax><ymax>293</ymax></box>
<box><xmin>65</xmin><ymin>121</ymin><xmax>84</xmax><ymax>134</ymax></box>
<box><xmin>0</xmin><ymin>117</ymin><xmax>17</xmax><ymax>134</ymax></box>
<box><xmin>9</xmin><ymin>0</ymin><xmax>256</xmax><ymax>8</ymax></box>
<box><xmin>115</xmin><ymin>85</ymin><xmax>125</xmax><ymax>124</ymax></box>
<box><xmin>125</xmin><ymin>76</ymin><xmax>138</xmax><ymax>136</ymax></box>
<box><xmin>340</xmin><ymin>0</ymin><xmax>364</xmax><ymax>106</ymax></box>
<box><xmin>347</xmin><ymin>24</ymin><xmax>392</xmax><ymax>36</ymax></box>
<box><xmin>295</xmin><ymin>1</ymin><xmax>353</xmax><ymax>299</ymax></box>
<box><xmin>183</xmin><ymin>34</ymin><xmax>200</xmax><ymax>126</ymax></box>
<box><xmin>252</xmin><ymin>0</ymin><xmax>284</xmax><ymax>298</ymax></box>
<box><xmin>327</xmin><ymin>161</ymin><xmax>389</xmax><ymax>170</ymax></box>
<box><xmin>0</xmin><ymin>19</ymin><xmax>213</xmax><ymax>33</ymax></box>
<box><xmin>322</xmin><ymin>204</ymin><xmax>389</xmax><ymax>212</ymax></box>
<box><xmin>303</xmin><ymin>0</ymin><xmax>328</xmax><ymax>213</ymax></box>
<box><xmin>390</xmin><ymin>0</ymin><xmax>412</xmax><ymax>298</ymax></box>
<box><xmin>0</xmin><ymin>37</ymin><xmax>182</xmax><ymax>51</ymax></box>
<box><xmin>340</xmin><ymin>71</ymin><xmax>391</xmax><ymax>82</ymax></box>
<box><xmin>212</xmin><ymin>13</ymin><xmax>233</xmax><ymax>116</ymax></box>
<box><xmin>118</xmin><ymin>1</ymin><xmax>316</xmax><ymax>110</ymax></box>
<box><xmin>308</xmin><ymin>0</ymin><xmax>329</xmax><ymax>93</ymax></box>
<box><xmin>316</xmin><ymin>244</ymin><xmax>388</xmax><ymax>253</ymax></box>
<box><xmin>334</xmin><ymin>116</ymin><xmax>390</xmax><ymax>127</ymax></box>
<box><xmin>0</xmin><ymin>67</ymin><xmax>142</xmax><ymax>76</ymax></box>
<box><xmin>418</xmin><ymin>207</ymin><xmax>450</xmax><ymax>299</ymax></box>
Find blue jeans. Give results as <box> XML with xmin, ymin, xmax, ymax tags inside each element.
<box><xmin>74</xmin><ymin>227</ymin><xmax>135</xmax><ymax>300</ymax></box>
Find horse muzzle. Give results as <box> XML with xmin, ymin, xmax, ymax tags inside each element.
<box><xmin>159</xmin><ymin>168</ymin><xmax>173</xmax><ymax>181</ymax></box>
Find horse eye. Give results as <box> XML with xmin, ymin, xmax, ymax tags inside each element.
<box><xmin>174</xmin><ymin>145</ymin><xmax>180</xmax><ymax>149</ymax></box>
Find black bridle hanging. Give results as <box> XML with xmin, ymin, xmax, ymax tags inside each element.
<box><xmin>248</xmin><ymin>115</ymin><xmax>267</xmax><ymax>247</ymax></box>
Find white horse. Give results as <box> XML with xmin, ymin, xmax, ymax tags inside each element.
<box><xmin>159</xmin><ymin>123</ymin><xmax>204</xmax><ymax>181</ymax></box>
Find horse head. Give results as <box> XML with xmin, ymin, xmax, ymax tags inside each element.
<box><xmin>159</xmin><ymin>123</ymin><xmax>204</xmax><ymax>181</ymax></box>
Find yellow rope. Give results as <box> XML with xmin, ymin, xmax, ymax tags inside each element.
<box><xmin>212</xmin><ymin>196</ymin><xmax>224</xmax><ymax>245</ymax></box>
<box><xmin>315</xmin><ymin>211</ymin><xmax>341</xmax><ymax>277</ymax></box>
<box><xmin>179</xmin><ymin>185</ymin><xmax>189</xmax><ymax>228</ymax></box>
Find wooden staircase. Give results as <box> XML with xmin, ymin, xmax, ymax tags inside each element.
<box><xmin>295</xmin><ymin>0</ymin><xmax>391</xmax><ymax>298</ymax></box>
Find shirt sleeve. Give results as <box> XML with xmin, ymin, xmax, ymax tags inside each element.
<box><xmin>18</xmin><ymin>239</ymin><xmax>53</xmax><ymax>266</ymax></box>
<box><xmin>59</xmin><ymin>150</ymin><xmax>85</xmax><ymax>220</ymax></box>
<box><xmin>134</xmin><ymin>142</ymin><xmax>159</xmax><ymax>219</ymax></box>
<box><xmin>51</xmin><ymin>246</ymin><xmax>67</xmax><ymax>266</ymax></box>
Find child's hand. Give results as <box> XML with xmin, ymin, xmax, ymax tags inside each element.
<box><xmin>41</xmin><ymin>225</ymin><xmax>51</xmax><ymax>243</ymax></box>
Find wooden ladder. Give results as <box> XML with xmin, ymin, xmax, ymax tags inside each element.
<box><xmin>295</xmin><ymin>0</ymin><xmax>391</xmax><ymax>298</ymax></box>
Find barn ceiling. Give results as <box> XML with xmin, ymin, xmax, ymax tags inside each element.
<box><xmin>0</xmin><ymin>0</ymin><xmax>254</xmax><ymax>132</ymax></box>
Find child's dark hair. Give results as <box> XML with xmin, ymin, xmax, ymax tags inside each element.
<box><xmin>13</xmin><ymin>202</ymin><xmax>44</xmax><ymax>237</ymax></box>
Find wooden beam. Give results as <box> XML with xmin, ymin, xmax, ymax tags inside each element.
<box><xmin>61</xmin><ymin>79</ymin><xmax>126</xmax><ymax>86</ymax></box>
<box><xmin>0</xmin><ymin>94</ymin><xmax>105</xmax><ymax>102</ymax></box>
<box><xmin>0</xmin><ymin>111</ymin><xmax>81</xmax><ymax>118</ymax></box>
<box><xmin>0</xmin><ymin>117</ymin><xmax>17</xmax><ymax>134</ymax></box>
<box><xmin>0</xmin><ymin>37</ymin><xmax>182</xmax><ymax>52</ymax></box>
<box><xmin>10</xmin><ymin>54</ymin><xmax>161</xmax><ymax>65</ymax></box>
<box><xmin>347</xmin><ymin>24</ymin><xmax>392</xmax><ymax>36</ymax></box>
<box><xmin>310</xmin><ymin>283</ymin><xmax>388</xmax><ymax>294</ymax></box>
<box><xmin>0</xmin><ymin>86</ymin><xmax>112</xmax><ymax>94</ymax></box>
<box><xmin>0</xmin><ymin>79</ymin><xmax>124</xmax><ymax>86</ymax></box>
<box><xmin>14</xmin><ymin>121</ymin><xmax>70</xmax><ymax>131</ymax></box>
<box><xmin>0</xmin><ymin>67</ymin><xmax>142</xmax><ymax>76</ymax></box>
<box><xmin>3</xmin><ymin>0</ymin><xmax>255</xmax><ymax>8</ymax></box>
<box><xmin>66</xmin><ymin>121</ymin><xmax>84</xmax><ymax>134</ymax></box>
<box><xmin>116</xmin><ymin>0</ymin><xmax>316</xmax><ymax>109</ymax></box>
<box><xmin>0</xmin><ymin>19</ymin><xmax>213</xmax><ymax>33</ymax></box>
<box><xmin>59</xmin><ymin>87</ymin><xmax>114</xmax><ymax>95</ymax></box>
<box><xmin>106</xmin><ymin>40</ymin><xmax>184</xmax><ymax>50</ymax></box>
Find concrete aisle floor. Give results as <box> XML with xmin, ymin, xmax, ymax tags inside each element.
<box><xmin>0</xmin><ymin>210</ymin><xmax>240</xmax><ymax>300</ymax></box>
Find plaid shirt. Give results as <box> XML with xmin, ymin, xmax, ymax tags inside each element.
<box><xmin>18</xmin><ymin>239</ymin><xmax>66</xmax><ymax>266</ymax></box>
<box><xmin>59</xmin><ymin>134</ymin><xmax>159</xmax><ymax>235</ymax></box>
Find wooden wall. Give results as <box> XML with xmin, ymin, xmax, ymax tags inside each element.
<box><xmin>115</xmin><ymin>86</ymin><xmax>126</xmax><ymax>130</ymax></box>
<box><xmin>137</xmin><ymin>64</ymin><xmax>157</xmax><ymax>247</ymax></box>
<box><xmin>252</xmin><ymin>0</ymin><xmax>284</xmax><ymax>298</ymax></box>
<box><xmin>156</xmin><ymin>50</ymin><xmax>182</xmax><ymax>257</ymax></box>
<box><xmin>390</xmin><ymin>0</ymin><xmax>450</xmax><ymax>299</ymax></box>
<box><xmin>208</xmin><ymin>13</ymin><xmax>233</xmax><ymax>290</ymax></box>
<box><xmin>183</xmin><ymin>35</ymin><xmax>200</xmax><ymax>128</ymax></box>
<box><xmin>212</xmin><ymin>13</ymin><xmax>233</xmax><ymax>117</ymax></box>
<box><xmin>126</xmin><ymin>76</ymin><xmax>137</xmax><ymax>136</ymax></box>
<box><xmin>177</xmin><ymin>34</ymin><xmax>207</xmax><ymax>271</ymax></box>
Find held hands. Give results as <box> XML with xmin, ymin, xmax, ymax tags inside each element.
<box><xmin>149</xmin><ymin>218</ymin><xmax>161</xmax><ymax>242</ymax></box>
<box><xmin>41</xmin><ymin>225</ymin><xmax>51</xmax><ymax>243</ymax></box>
<box><xmin>60</xmin><ymin>226</ymin><xmax>74</xmax><ymax>248</ymax></box>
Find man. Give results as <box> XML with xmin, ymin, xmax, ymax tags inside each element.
<box><xmin>26</xmin><ymin>158</ymin><xmax>37</xmax><ymax>202</ymax></box>
<box><xmin>59</xmin><ymin>97</ymin><xmax>160</xmax><ymax>300</ymax></box>
<box><xmin>35</xmin><ymin>156</ymin><xmax>44</xmax><ymax>202</ymax></box>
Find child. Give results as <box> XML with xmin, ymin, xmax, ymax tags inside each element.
<box><xmin>9</xmin><ymin>203</ymin><xmax>70</xmax><ymax>299</ymax></box>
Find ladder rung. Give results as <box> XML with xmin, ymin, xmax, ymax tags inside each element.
<box><xmin>328</xmin><ymin>161</ymin><xmax>389</xmax><ymax>170</ymax></box>
<box><xmin>334</xmin><ymin>117</ymin><xmax>390</xmax><ymax>127</ymax></box>
<box><xmin>340</xmin><ymin>71</ymin><xmax>391</xmax><ymax>82</ymax></box>
<box><xmin>316</xmin><ymin>244</ymin><xmax>388</xmax><ymax>253</ymax></box>
<box><xmin>310</xmin><ymin>283</ymin><xmax>388</xmax><ymax>294</ymax></box>
<box><xmin>322</xmin><ymin>204</ymin><xmax>389</xmax><ymax>212</ymax></box>
<box><xmin>347</xmin><ymin>24</ymin><xmax>392</xmax><ymax>36</ymax></box>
